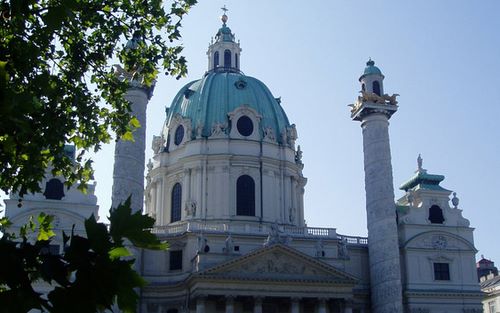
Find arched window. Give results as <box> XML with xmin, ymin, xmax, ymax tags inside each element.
<box><xmin>213</xmin><ymin>51</ymin><xmax>219</xmax><ymax>68</ymax></box>
<box><xmin>428</xmin><ymin>205</ymin><xmax>445</xmax><ymax>224</ymax></box>
<box><xmin>237</xmin><ymin>175</ymin><xmax>255</xmax><ymax>216</ymax></box>
<box><xmin>373</xmin><ymin>81</ymin><xmax>381</xmax><ymax>96</ymax></box>
<box><xmin>361</xmin><ymin>83</ymin><xmax>366</xmax><ymax>92</ymax></box>
<box><xmin>171</xmin><ymin>183</ymin><xmax>182</xmax><ymax>223</ymax></box>
<box><xmin>44</xmin><ymin>178</ymin><xmax>65</xmax><ymax>200</ymax></box>
<box><xmin>235</xmin><ymin>53</ymin><xmax>239</xmax><ymax>68</ymax></box>
<box><xmin>224</xmin><ymin>49</ymin><xmax>231</xmax><ymax>68</ymax></box>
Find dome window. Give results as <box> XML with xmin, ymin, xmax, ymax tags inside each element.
<box><xmin>214</xmin><ymin>51</ymin><xmax>219</xmax><ymax>68</ymax></box>
<box><xmin>235</xmin><ymin>53</ymin><xmax>239</xmax><ymax>68</ymax></box>
<box><xmin>44</xmin><ymin>178</ymin><xmax>65</xmax><ymax>200</ymax></box>
<box><xmin>171</xmin><ymin>183</ymin><xmax>182</xmax><ymax>223</ymax></box>
<box><xmin>236</xmin><ymin>116</ymin><xmax>253</xmax><ymax>136</ymax></box>
<box><xmin>174</xmin><ymin>125</ymin><xmax>184</xmax><ymax>145</ymax></box>
<box><xmin>234</xmin><ymin>79</ymin><xmax>247</xmax><ymax>89</ymax></box>
<box><xmin>224</xmin><ymin>49</ymin><xmax>231</xmax><ymax>68</ymax></box>
<box><xmin>236</xmin><ymin>175</ymin><xmax>255</xmax><ymax>216</ymax></box>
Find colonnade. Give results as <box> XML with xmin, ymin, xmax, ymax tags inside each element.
<box><xmin>194</xmin><ymin>295</ymin><xmax>355</xmax><ymax>313</ymax></box>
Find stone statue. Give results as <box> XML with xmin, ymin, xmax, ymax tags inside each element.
<box><xmin>295</xmin><ymin>145</ymin><xmax>303</xmax><ymax>164</ymax></box>
<box><xmin>151</xmin><ymin>135</ymin><xmax>165</xmax><ymax>154</ymax></box>
<box><xmin>383</xmin><ymin>93</ymin><xmax>399</xmax><ymax>105</ymax></box>
<box><xmin>338</xmin><ymin>237</ymin><xmax>349</xmax><ymax>259</ymax></box>
<box><xmin>287</xmin><ymin>124</ymin><xmax>298</xmax><ymax>145</ymax></box>
<box><xmin>315</xmin><ymin>239</ymin><xmax>324</xmax><ymax>257</ymax></box>
<box><xmin>224</xmin><ymin>234</ymin><xmax>235</xmax><ymax>254</ymax></box>
<box><xmin>197</xmin><ymin>233</ymin><xmax>209</xmax><ymax>253</ymax></box>
<box><xmin>184</xmin><ymin>200</ymin><xmax>197</xmax><ymax>217</ymax></box>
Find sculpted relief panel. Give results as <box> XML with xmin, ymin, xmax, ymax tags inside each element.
<box><xmin>224</xmin><ymin>251</ymin><xmax>326</xmax><ymax>276</ymax></box>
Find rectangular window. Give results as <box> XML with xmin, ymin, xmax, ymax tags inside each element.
<box><xmin>169</xmin><ymin>250</ymin><xmax>183</xmax><ymax>271</ymax></box>
<box><xmin>433</xmin><ymin>262</ymin><xmax>450</xmax><ymax>280</ymax></box>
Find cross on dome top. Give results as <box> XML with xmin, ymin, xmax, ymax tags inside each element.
<box><xmin>221</xmin><ymin>5</ymin><xmax>228</xmax><ymax>25</ymax></box>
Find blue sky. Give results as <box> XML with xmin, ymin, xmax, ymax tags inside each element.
<box><xmin>4</xmin><ymin>1</ymin><xmax>499</xmax><ymax>265</ymax></box>
<box><xmin>90</xmin><ymin>1</ymin><xmax>500</xmax><ymax>263</ymax></box>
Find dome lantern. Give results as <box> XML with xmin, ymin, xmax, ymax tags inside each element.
<box><xmin>207</xmin><ymin>6</ymin><xmax>242</xmax><ymax>72</ymax></box>
<box><xmin>359</xmin><ymin>58</ymin><xmax>385</xmax><ymax>96</ymax></box>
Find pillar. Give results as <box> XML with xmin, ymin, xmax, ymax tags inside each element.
<box><xmin>253</xmin><ymin>297</ymin><xmax>263</xmax><ymax>313</ymax></box>
<box><xmin>318</xmin><ymin>298</ymin><xmax>327</xmax><ymax>313</ymax></box>
<box><xmin>111</xmin><ymin>87</ymin><xmax>150</xmax><ymax>213</ymax></box>
<box><xmin>196</xmin><ymin>296</ymin><xmax>206</xmax><ymax>313</ymax></box>
<box><xmin>344</xmin><ymin>299</ymin><xmax>353</xmax><ymax>313</ymax></box>
<box><xmin>351</xmin><ymin>61</ymin><xmax>403</xmax><ymax>313</ymax></box>
<box><xmin>291</xmin><ymin>297</ymin><xmax>300</xmax><ymax>313</ymax></box>
<box><xmin>225</xmin><ymin>296</ymin><xmax>234</xmax><ymax>313</ymax></box>
<box><xmin>360</xmin><ymin>113</ymin><xmax>403</xmax><ymax>313</ymax></box>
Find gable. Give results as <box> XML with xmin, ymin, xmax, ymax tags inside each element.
<box><xmin>198</xmin><ymin>244</ymin><xmax>357</xmax><ymax>284</ymax></box>
<box><xmin>403</xmin><ymin>231</ymin><xmax>476</xmax><ymax>252</ymax></box>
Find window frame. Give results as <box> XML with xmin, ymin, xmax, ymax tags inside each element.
<box><xmin>433</xmin><ymin>262</ymin><xmax>450</xmax><ymax>281</ymax></box>
<box><xmin>236</xmin><ymin>175</ymin><xmax>255</xmax><ymax>216</ymax></box>
<box><xmin>170</xmin><ymin>183</ymin><xmax>182</xmax><ymax>223</ymax></box>
<box><xmin>169</xmin><ymin>250</ymin><xmax>183</xmax><ymax>271</ymax></box>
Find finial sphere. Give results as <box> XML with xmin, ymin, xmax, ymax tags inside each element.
<box><xmin>221</xmin><ymin>14</ymin><xmax>228</xmax><ymax>24</ymax></box>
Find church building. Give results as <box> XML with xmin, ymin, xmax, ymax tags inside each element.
<box><xmin>4</xmin><ymin>11</ymin><xmax>483</xmax><ymax>313</ymax></box>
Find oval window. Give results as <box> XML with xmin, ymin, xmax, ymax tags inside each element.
<box><xmin>174</xmin><ymin>125</ymin><xmax>184</xmax><ymax>145</ymax></box>
<box><xmin>237</xmin><ymin>116</ymin><xmax>253</xmax><ymax>136</ymax></box>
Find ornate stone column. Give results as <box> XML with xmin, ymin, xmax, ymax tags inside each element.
<box><xmin>291</xmin><ymin>297</ymin><xmax>300</xmax><ymax>313</ymax></box>
<box><xmin>351</xmin><ymin>66</ymin><xmax>403</xmax><ymax>313</ymax></box>
<box><xmin>253</xmin><ymin>296</ymin><xmax>263</xmax><ymax>313</ymax></box>
<box><xmin>225</xmin><ymin>295</ymin><xmax>234</xmax><ymax>313</ymax></box>
<box><xmin>111</xmin><ymin>86</ymin><xmax>152</xmax><ymax>213</ymax></box>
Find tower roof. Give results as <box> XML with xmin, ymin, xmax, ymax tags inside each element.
<box><xmin>399</xmin><ymin>155</ymin><xmax>449</xmax><ymax>192</ymax></box>
<box><xmin>359</xmin><ymin>59</ymin><xmax>384</xmax><ymax>81</ymax></box>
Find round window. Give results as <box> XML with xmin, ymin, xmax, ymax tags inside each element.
<box><xmin>174</xmin><ymin>125</ymin><xmax>184</xmax><ymax>145</ymax></box>
<box><xmin>236</xmin><ymin>116</ymin><xmax>253</xmax><ymax>137</ymax></box>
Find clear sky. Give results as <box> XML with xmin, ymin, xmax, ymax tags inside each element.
<box><xmin>6</xmin><ymin>1</ymin><xmax>500</xmax><ymax>265</ymax></box>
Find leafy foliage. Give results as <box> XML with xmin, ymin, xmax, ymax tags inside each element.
<box><xmin>0</xmin><ymin>199</ymin><xmax>167</xmax><ymax>313</ymax></box>
<box><xmin>0</xmin><ymin>0</ymin><xmax>197</xmax><ymax>195</ymax></box>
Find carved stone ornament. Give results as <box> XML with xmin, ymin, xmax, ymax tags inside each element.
<box><xmin>227</xmin><ymin>251</ymin><xmax>319</xmax><ymax>276</ymax></box>
<box><xmin>210</xmin><ymin>121</ymin><xmax>227</xmax><ymax>138</ymax></box>
<box><xmin>263</xmin><ymin>126</ymin><xmax>276</xmax><ymax>142</ymax></box>
<box><xmin>431</xmin><ymin>235</ymin><xmax>448</xmax><ymax>250</ymax></box>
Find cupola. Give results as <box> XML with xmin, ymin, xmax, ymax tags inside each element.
<box><xmin>206</xmin><ymin>7</ymin><xmax>242</xmax><ymax>72</ymax></box>
<box><xmin>359</xmin><ymin>59</ymin><xmax>384</xmax><ymax>96</ymax></box>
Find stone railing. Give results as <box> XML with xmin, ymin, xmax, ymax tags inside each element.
<box><xmin>151</xmin><ymin>220</ymin><xmax>367</xmax><ymax>245</ymax></box>
<box><xmin>152</xmin><ymin>220</ymin><xmax>338</xmax><ymax>238</ymax></box>
<box><xmin>338</xmin><ymin>234</ymin><xmax>368</xmax><ymax>245</ymax></box>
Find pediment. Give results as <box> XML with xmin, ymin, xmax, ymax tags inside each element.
<box><xmin>198</xmin><ymin>244</ymin><xmax>357</xmax><ymax>284</ymax></box>
<box><xmin>404</xmin><ymin>231</ymin><xmax>476</xmax><ymax>252</ymax></box>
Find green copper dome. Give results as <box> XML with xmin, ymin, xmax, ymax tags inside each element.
<box><xmin>359</xmin><ymin>59</ymin><xmax>384</xmax><ymax>80</ymax></box>
<box><xmin>165</xmin><ymin>71</ymin><xmax>290</xmax><ymax>143</ymax></box>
